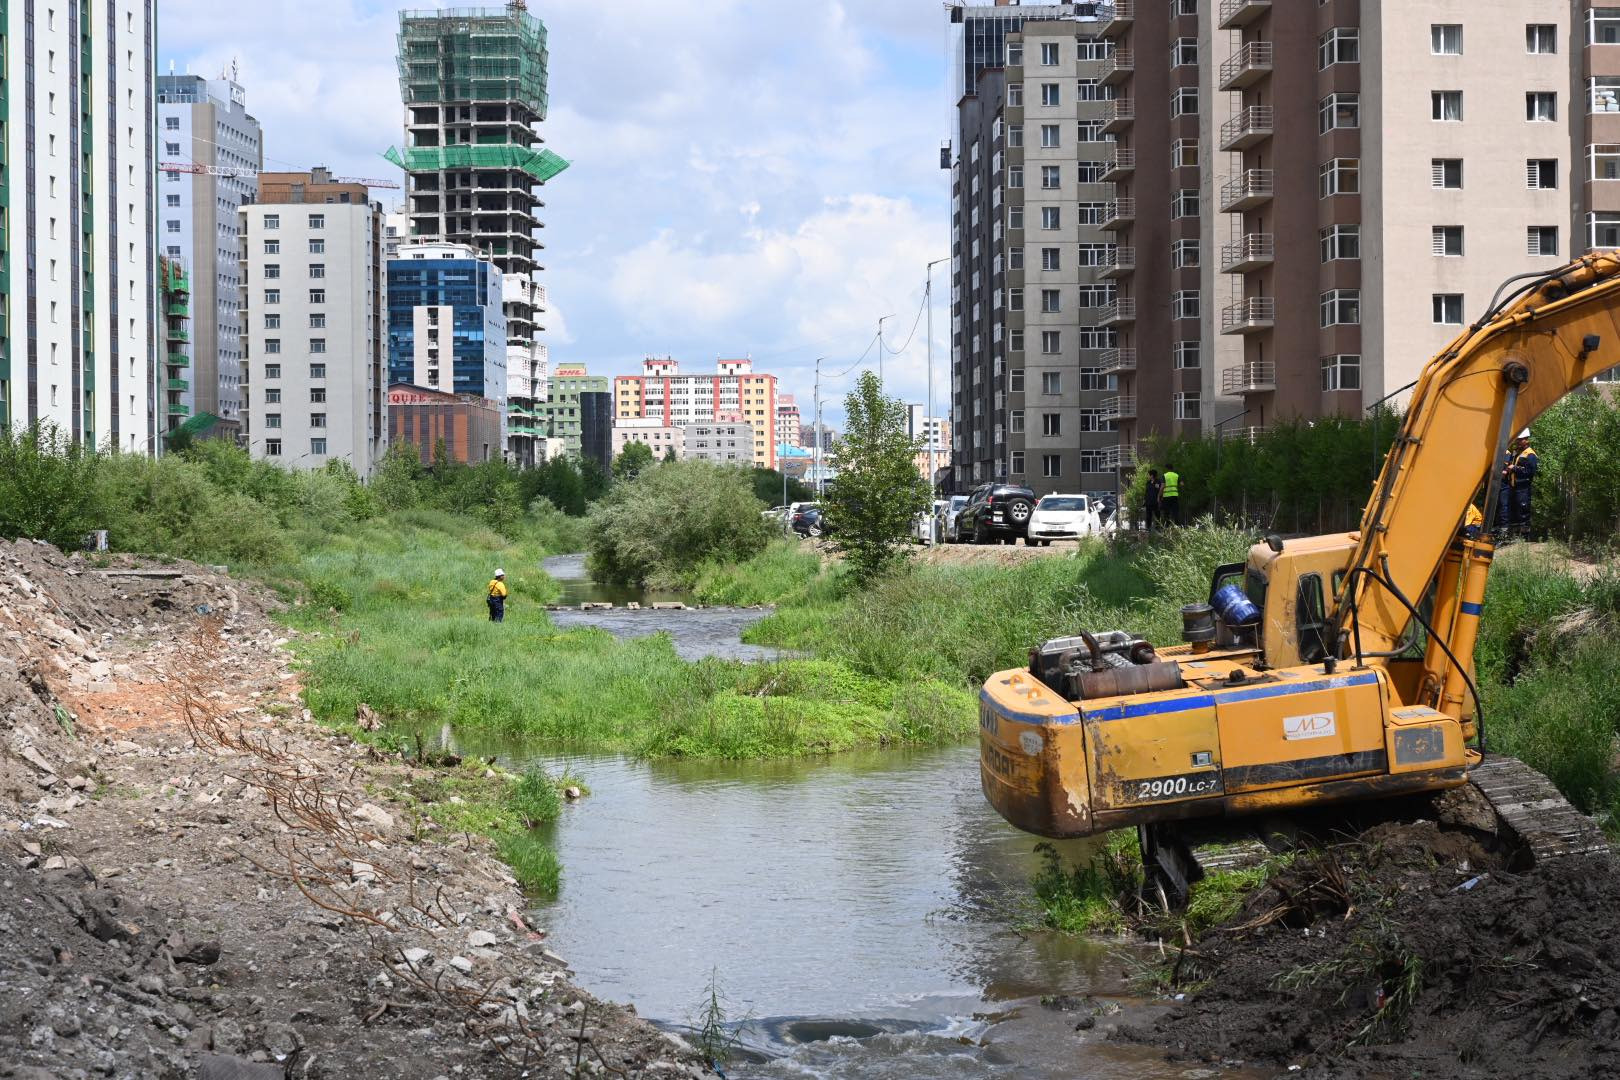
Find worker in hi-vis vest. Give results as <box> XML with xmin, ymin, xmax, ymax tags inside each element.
<box><xmin>486</xmin><ymin>569</ymin><xmax>508</xmax><ymax>623</ymax></box>
<box><xmin>1161</xmin><ymin>466</ymin><xmax>1182</xmax><ymax>526</ymax></box>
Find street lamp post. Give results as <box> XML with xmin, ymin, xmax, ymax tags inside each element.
<box><xmin>811</xmin><ymin>356</ymin><xmax>827</xmax><ymax>496</ymax></box>
<box><xmin>925</xmin><ymin>256</ymin><xmax>949</xmax><ymax>543</ymax></box>
<box><xmin>876</xmin><ymin>313</ymin><xmax>896</xmax><ymax>385</ymax></box>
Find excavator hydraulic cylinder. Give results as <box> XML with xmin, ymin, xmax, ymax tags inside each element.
<box><xmin>1422</xmin><ymin>542</ymin><xmax>1466</xmax><ymax>708</ymax></box>
<box><xmin>1441</xmin><ymin>539</ymin><xmax>1494</xmax><ymax>722</ymax></box>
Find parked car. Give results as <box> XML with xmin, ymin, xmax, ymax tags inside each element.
<box><xmin>912</xmin><ymin>499</ymin><xmax>951</xmax><ymax>544</ymax></box>
<box><xmin>762</xmin><ymin>505</ymin><xmax>791</xmax><ymax>529</ymax></box>
<box><xmin>939</xmin><ymin>494</ymin><xmax>970</xmax><ymax>543</ymax></box>
<box><xmin>791</xmin><ymin>504</ymin><xmax>824</xmax><ymax>537</ymax></box>
<box><xmin>1026</xmin><ymin>494</ymin><xmax>1102</xmax><ymax>545</ymax></box>
<box><xmin>955</xmin><ymin>484</ymin><xmax>1037</xmax><ymax>545</ymax></box>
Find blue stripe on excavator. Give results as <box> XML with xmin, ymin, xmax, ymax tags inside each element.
<box><xmin>1082</xmin><ymin>671</ymin><xmax>1381</xmax><ymax>722</ymax></box>
<box><xmin>1459</xmin><ymin>601</ymin><xmax>1484</xmax><ymax>616</ymax></box>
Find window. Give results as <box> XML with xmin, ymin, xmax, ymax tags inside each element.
<box><xmin>310</xmin><ymin>438</ymin><xmax>327</xmax><ymax>456</ymax></box>
<box><xmin>1527</xmin><ymin>226</ymin><xmax>1559</xmax><ymax>257</ymax></box>
<box><xmin>1010</xmin><ymin>368</ymin><xmax>1025</xmax><ymax>393</ymax></box>
<box><xmin>1041</xmin><ymin>124</ymin><xmax>1060</xmax><ymax>148</ymax></box>
<box><xmin>1431</xmin><ymin>24</ymin><xmax>1462</xmax><ymax>55</ymax></box>
<box><xmin>1432</xmin><ymin>293</ymin><xmax>1464</xmax><ymax>324</ymax></box>
<box><xmin>264</xmin><ymin>314</ymin><xmax>281</xmax><ymax>329</ymax></box>
<box><xmin>1170</xmin><ymin>0</ymin><xmax>1196</xmax><ymax>14</ymax></box>
<box><xmin>307</xmin><ymin>214</ymin><xmax>325</xmax><ymax>229</ymax></box>
<box><xmin>264</xmin><ymin>364</ymin><xmax>282</xmax><ymax>379</ymax></box>
<box><xmin>309</xmin><ymin>363</ymin><xmax>326</xmax><ymax>379</ymax></box>
<box><xmin>264</xmin><ymin>339</ymin><xmax>281</xmax><ymax>354</ymax></box>
<box><xmin>1321</xmin><ymin>354</ymin><xmax>1361</xmax><ymax>392</ymax></box>
<box><xmin>1041</xmin><ymin>164</ymin><xmax>1061</xmax><ymax>189</ymax></box>
<box><xmin>1042</xmin><ymin>454</ymin><xmax>1062</xmax><ymax>479</ymax></box>
<box><xmin>1076</xmin><ymin>160</ymin><xmax>1106</xmax><ymax>183</ymax></box>
<box><xmin>309</xmin><ymin>264</ymin><xmax>326</xmax><ymax>279</ymax></box>
<box><xmin>1042</xmin><ymin>371</ymin><xmax>1061</xmax><ymax>395</ymax></box>
<box><xmin>263</xmin><ymin>214</ymin><xmax>280</xmax><ymax>230</ymax></box>
<box><xmin>1171</xmin><ymin>139</ymin><xmax>1197</xmax><ymax>169</ymax></box>
<box><xmin>1078</xmin><ymin>328</ymin><xmax>1117</xmax><ymax>350</ymax></box>
<box><xmin>1172</xmin><ymin>189</ymin><xmax>1199</xmax><ymax>218</ymax></box>
<box><xmin>1171</xmin><ymin>37</ymin><xmax>1197</xmax><ymax>67</ymax></box>
<box><xmin>1077</xmin><ymin>284</ymin><xmax>1113</xmax><ymax>306</ymax></box>
<box><xmin>1432</xmin><ymin>226</ymin><xmax>1463</xmax><ymax>256</ymax></box>
<box><xmin>1076</xmin><ymin>79</ymin><xmax>1103</xmax><ymax>102</ymax></box>
<box><xmin>1007</xmin><ymin>43</ymin><xmax>1023</xmax><ymax>66</ymax></box>
<box><xmin>264</xmin><ymin>387</ymin><xmax>281</xmax><ymax>403</ymax></box>
<box><xmin>1174</xmin><ymin>393</ymin><xmax>1200</xmax><ymax>421</ymax></box>
<box><xmin>1079</xmin><ymin>409</ymin><xmax>1106</xmax><ymax>433</ymax></box>
<box><xmin>1076</xmin><ymin>120</ymin><xmax>1105</xmax><ymax>142</ymax></box>
<box><xmin>1173</xmin><ymin>341</ymin><xmax>1201</xmax><ymax>369</ymax></box>
<box><xmin>1321</xmin><ymin>289</ymin><xmax>1361</xmax><ymax>327</ymax></box>
<box><xmin>1590</xmin><ymin>147</ymin><xmax>1620</xmax><ymax>182</ymax></box>
<box><xmin>1432</xmin><ymin>91</ymin><xmax>1463</xmax><ymax>122</ymax></box>
<box><xmin>1040</xmin><ymin>41</ymin><xmax>1060</xmax><ymax>66</ymax></box>
<box><xmin>1011</xmin><ymin>451</ymin><xmax>1025</xmax><ymax>475</ymax></box>
<box><xmin>1007</xmin><ymin>124</ymin><xmax>1023</xmax><ymax>148</ymax></box>
<box><xmin>1076</xmin><ymin>39</ymin><xmax>1110</xmax><ymax>62</ymax></box>
<box><xmin>308</xmin><ymin>239</ymin><xmax>325</xmax><ymax>254</ymax></box>
<box><xmin>1041</xmin><ymin>247</ymin><xmax>1061</xmax><ymax>271</ymax></box>
<box><xmin>309</xmin><ymin>314</ymin><xmax>326</xmax><ymax>329</ymax></box>
<box><xmin>165</xmin><ymin>116</ymin><xmax>179</xmax><ymax>130</ymax></box>
<box><xmin>265</xmin><ymin>439</ymin><xmax>282</xmax><ymax>457</ymax></box>
<box><xmin>264</xmin><ymin>264</ymin><xmax>280</xmax><ymax>279</ymax></box>
<box><xmin>1592</xmin><ymin>8</ymin><xmax>1620</xmax><ymax>45</ymax></box>
<box><xmin>309</xmin><ymin>289</ymin><xmax>325</xmax><ymax>304</ymax></box>
<box><xmin>1527</xmin><ymin>24</ymin><xmax>1557</xmax><ymax>54</ymax></box>
<box><xmin>308</xmin><ymin>413</ymin><xmax>327</xmax><ymax>430</ymax></box>
<box><xmin>1009</xmin><ymin>288</ymin><xmax>1024</xmax><ymax>311</ymax></box>
<box><xmin>1040</xmin><ymin>289</ymin><xmax>1061</xmax><ymax>313</ymax></box>
<box><xmin>1170</xmin><ymin>87</ymin><xmax>1198</xmax><ymax>118</ymax></box>
<box><xmin>165</xmin><ymin>220</ymin><xmax>181</xmax><ymax>233</ymax></box>
<box><xmin>1172</xmin><ymin>290</ymin><xmax>1200</xmax><ymax>320</ymax></box>
<box><xmin>1041</xmin><ymin>330</ymin><xmax>1061</xmax><ymax>354</ymax></box>
<box><xmin>264</xmin><ymin>288</ymin><xmax>281</xmax><ymax>304</ymax></box>
<box><xmin>1319</xmin><ymin>27</ymin><xmax>1359</xmax><ymax>68</ymax></box>
<box><xmin>1171</xmin><ymin>239</ymin><xmax>1200</xmax><ymax>268</ymax></box>
<box><xmin>1320</xmin><ymin>225</ymin><xmax>1360</xmax><ymax>262</ymax></box>
<box><xmin>1527</xmin><ymin>92</ymin><xmax>1557</xmax><ymax>121</ymax></box>
<box><xmin>1040</xmin><ymin>413</ymin><xmax>1061</xmax><ymax>437</ymax></box>
<box><xmin>263</xmin><ymin>240</ymin><xmax>280</xmax><ymax>255</ymax></box>
<box><xmin>1078</xmin><ymin>243</ymin><xmax>1116</xmax><ymax>267</ymax></box>
<box><xmin>1009</xmin><ymin>246</ymin><xmax>1025</xmax><ymax>269</ymax></box>
<box><xmin>1041</xmin><ymin>83</ymin><xmax>1060</xmax><ymax>106</ymax></box>
<box><xmin>310</xmin><ymin>387</ymin><xmax>327</xmax><ymax>403</ymax></box>
<box><xmin>264</xmin><ymin>413</ymin><xmax>282</xmax><ymax>429</ymax></box>
<box><xmin>1041</xmin><ymin>206</ymin><xmax>1062</xmax><ymax>230</ymax></box>
<box><xmin>166</xmin><ymin>194</ymin><xmax>180</xmax><ymax>207</ymax></box>
<box><xmin>1432</xmin><ymin>158</ymin><xmax>1462</xmax><ymax>189</ymax></box>
<box><xmin>1320</xmin><ymin>158</ymin><xmax>1360</xmax><ymax>196</ymax></box>
<box><xmin>1590</xmin><ymin>76</ymin><xmax>1620</xmax><ymax>113</ymax></box>
<box><xmin>1079</xmin><ymin>367</ymin><xmax>1111</xmax><ymax>391</ymax></box>
<box><xmin>1008</xmin><ymin>206</ymin><xmax>1024</xmax><ymax>230</ymax></box>
<box><xmin>1320</xmin><ymin>93</ymin><xmax>1360</xmax><ymax>133</ymax></box>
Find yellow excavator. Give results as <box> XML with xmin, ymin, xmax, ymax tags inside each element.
<box><xmin>980</xmin><ymin>252</ymin><xmax>1620</xmax><ymax>905</ymax></box>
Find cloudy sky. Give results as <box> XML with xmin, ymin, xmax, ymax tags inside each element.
<box><xmin>160</xmin><ymin>0</ymin><xmax>959</xmax><ymax>429</ymax></box>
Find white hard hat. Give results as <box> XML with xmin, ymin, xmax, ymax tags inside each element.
<box><xmin>1517</xmin><ymin>429</ymin><xmax>1531</xmax><ymax>440</ymax></box>
<box><xmin>494</xmin><ymin>568</ymin><xmax>505</xmax><ymax>577</ymax></box>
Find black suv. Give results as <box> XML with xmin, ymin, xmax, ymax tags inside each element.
<box><xmin>956</xmin><ymin>484</ymin><xmax>1037</xmax><ymax>544</ymax></box>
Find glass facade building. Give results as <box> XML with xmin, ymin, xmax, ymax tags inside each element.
<box><xmin>386</xmin><ymin>245</ymin><xmax>507</xmax><ymax>402</ymax></box>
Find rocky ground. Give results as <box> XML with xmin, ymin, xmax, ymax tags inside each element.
<box><xmin>1118</xmin><ymin>797</ymin><xmax>1620</xmax><ymax>1080</ymax></box>
<box><xmin>0</xmin><ymin>538</ymin><xmax>705</xmax><ymax>1080</ymax></box>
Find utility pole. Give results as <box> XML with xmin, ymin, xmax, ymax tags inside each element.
<box><xmin>925</xmin><ymin>256</ymin><xmax>949</xmax><ymax>542</ymax></box>
<box><xmin>876</xmin><ymin>314</ymin><xmax>895</xmax><ymax>386</ymax></box>
<box><xmin>812</xmin><ymin>356</ymin><xmax>826</xmax><ymax>496</ymax></box>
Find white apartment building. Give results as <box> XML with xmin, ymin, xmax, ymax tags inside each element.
<box><xmin>683</xmin><ymin>421</ymin><xmax>755</xmax><ymax>465</ymax></box>
<box><xmin>241</xmin><ymin>171</ymin><xmax>386</xmax><ymax>475</ymax></box>
<box><xmin>775</xmin><ymin>393</ymin><xmax>801</xmax><ymax>449</ymax></box>
<box><xmin>614</xmin><ymin>356</ymin><xmax>779</xmax><ymax>469</ymax></box>
<box><xmin>2</xmin><ymin>2</ymin><xmax>157</xmax><ymax>450</ymax></box>
<box><xmin>504</xmin><ymin>271</ymin><xmax>549</xmax><ymax>465</ymax></box>
<box><xmin>611</xmin><ymin>417</ymin><xmax>685</xmax><ymax>459</ymax></box>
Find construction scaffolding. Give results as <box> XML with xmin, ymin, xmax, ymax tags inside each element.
<box><xmin>397</xmin><ymin>6</ymin><xmax>549</xmax><ymax>118</ymax></box>
<box><xmin>383</xmin><ymin>145</ymin><xmax>570</xmax><ymax>184</ymax></box>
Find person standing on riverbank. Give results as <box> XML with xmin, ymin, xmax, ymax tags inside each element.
<box><xmin>487</xmin><ymin>569</ymin><xmax>508</xmax><ymax>623</ymax></box>
<box><xmin>1162</xmin><ymin>465</ymin><xmax>1182</xmax><ymax>526</ymax></box>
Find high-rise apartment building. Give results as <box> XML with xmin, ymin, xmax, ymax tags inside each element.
<box><xmin>157</xmin><ymin>73</ymin><xmax>262</xmax><ymax>442</ymax></box>
<box><xmin>775</xmin><ymin>394</ymin><xmax>802</xmax><ymax>449</ymax></box>
<box><xmin>386</xmin><ymin>243</ymin><xmax>507</xmax><ymax>409</ymax></box>
<box><xmin>1</xmin><ymin>3</ymin><xmax>157</xmax><ymax>450</ymax></box>
<box><xmin>948</xmin><ymin>3</ymin><xmax>1121</xmax><ymax>496</ymax></box>
<box><xmin>614</xmin><ymin>357</ymin><xmax>779</xmax><ymax>470</ymax></box>
<box><xmin>240</xmin><ymin>170</ymin><xmax>386</xmax><ymax>475</ymax></box>
<box><xmin>391</xmin><ymin>5</ymin><xmax>569</xmax><ymax>467</ymax></box>
<box><xmin>538</xmin><ymin>363</ymin><xmax>610</xmax><ymax>463</ymax></box>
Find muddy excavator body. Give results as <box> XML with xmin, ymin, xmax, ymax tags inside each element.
<box><xmin>981</xmin><ymin>253</ymin><xmax>1620</xmax><ymax>903</ymax></box>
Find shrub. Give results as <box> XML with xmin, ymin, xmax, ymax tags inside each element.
<box><xmin>585</xmin><ymin>460</ymin><xmax>773</xmax><ymax>587</ymax></box>
<box><xmin>0</xmin><ymin>424</ymin><xmax>102</xmax><ymax>550</ymax></box>
<box><xmin>823</xmin><ymin>372</ymin><xmax>931</xmax><ymax>582</ymax></box>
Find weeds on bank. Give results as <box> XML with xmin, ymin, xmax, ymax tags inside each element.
<box><xmin>1274</xmin><ymin>903</ymin><xmax>1425</xmax><ymax>1045</ymax></box>
<box><xmin>690</xmin><ymin>969</ymin><xmax>744</xmax><ymax>1066</ymax></box>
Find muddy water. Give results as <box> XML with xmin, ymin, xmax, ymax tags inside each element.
<box><xmin>489</xmin><ymin>557</ymin><xmax>1267</xmax><ymax>1078</ymax></box>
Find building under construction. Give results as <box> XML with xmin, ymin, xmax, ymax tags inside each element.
<box><xmin>389</xmin><ymin>3</ymin><xmax>569</xmax><ymax>467</ymax></box>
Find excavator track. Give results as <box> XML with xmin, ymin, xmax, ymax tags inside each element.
<box><xmin>1468</xmin><ymin>755</ymin><xmax>1610</xmax><ymax>863</ymax></box>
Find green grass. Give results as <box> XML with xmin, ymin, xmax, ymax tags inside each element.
<box><xmin>1029</xmin><ymin>832</ymin><xmax>1141</xmax><ymax>935</ymax></box>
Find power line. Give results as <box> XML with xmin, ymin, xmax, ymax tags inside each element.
<box><xmin>880</xmin><ymin>288</ymin><xmax>929</xmax><ymax>357</ymax></box>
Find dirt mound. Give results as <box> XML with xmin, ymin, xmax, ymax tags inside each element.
<box><xmin>0</xmin><ymin>540</ymin><xmax>703</xmax><ymax>1078</ymax></box>
<box><xmin>1123</xmin><ymin>814</ymin><xmax>1620</xmax><ymax>1079</ymax></box>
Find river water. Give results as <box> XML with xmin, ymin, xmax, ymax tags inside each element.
<box><xmin>443</xmin><ymin>556</ymin><xmax>1264</xmax><ymax>1078</ymax></box>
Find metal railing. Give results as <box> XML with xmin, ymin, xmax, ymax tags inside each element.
<box><xmin>1218</xmin><ymin>169</ymin><xmax>1274</xmax><ymax>211</ymax></box>
<box><xmin>1220</xmin><ymin>233</ymin><xmax>1275</xmax><ymax>273</ymax></box>
<box><xmin>1100</xmin><ymin>247</ymin><xmax>1136</xmax><ymax>274</ymax></box>
<box><xmin>1218</xmin><ymin>0</ymin><xmax>1270</xmax><ymax>29</ymax></box>
<box><xmin>1100</xmin><ymin>348</ymin><xmax>1137</xmax><ymax>374</ymax></box>
<box><xmin>1100</xmin><ymin>395</ymin><xmax>1138</xmax><ymax>421</ymax></box>
<box><xmin>1219</xmin><ymin>106</ymin><xmax>1275</xmax><ymax>150</ymax></box>
<box><xmin>1218</xmin><ymin>41</ymin><xmax>1274</xmax><ymax>88</ymax></box>
<box><xmin>1100</xmin><ymin>47</ymin><xmax>1134</xmax><ymax>82</ymax></box>
<box><xmin>1102</xmin><ymin>149</ymin><xmax>1136</xmax><ymax>176</ymax></box>
<box><xmin>1220</xmin><ymin>296</ymin><xmax>1277</xmax><ymax>333</ymax></box>
<box><xmin>1221</xmin><ymin>361</ymin><xmax>1277</xmax><ymax>395</ymax></box>
<box><xmin>1101</xmin><ymin>198</ymin><xmax>1136</xmax><ymax>225</ymax></box>
<box><xmin>1099</xmin><ymin>297</ymin><xmax>1137</xmax><ymax>324</ymax></box>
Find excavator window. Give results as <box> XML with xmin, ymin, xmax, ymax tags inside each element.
<box><xmin>1297</xmin><ymin>573</ymin><xmax>1332</xmax><ymax>663</ymax></box>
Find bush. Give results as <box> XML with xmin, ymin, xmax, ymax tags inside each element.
<box><xmin>585</xmin><ymin>460</ymin><xmax>773</xmax><ymax>588</ymax></box>
<box><xmin>0</xmin><ymin>424</ymin><xmax>102</xmax><ymax>550</ymax></box>
<box><xmin>507</xmin><ymin>766</ymin><xmax>563</xmax><ymax>827</ymax></box>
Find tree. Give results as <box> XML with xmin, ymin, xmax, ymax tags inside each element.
<box><xmin>612</xmin><ymin>440</ymin><xmax>655</xmax><ymax>482</ymax></box>
<box><xmin>0</xmin><ymin>423</ymin><xmax>102</xmax><ymax>550</ymax></box>
<box><xmin>585</xmin><ymin>460</ymin><xmax>773</xmax><ymax>587</ymax></box>
<box><xmin>824</xmin><ymin>372</ymin><xmax>930</xmax><ymax>581</ymax></box>
<box><xmin>519</xmin><ymin>456</ymin><xmax>587</xmax><ymax>516</ymax></box>
<box><xmin>663</xmin><ymin>446</ymin><xmax>677</xmax><ymax>464</ymax></box>
<box><xmin>751</xmin><ymin>467</ymin><xmax>812</xmax><ymax>507</ymax></box>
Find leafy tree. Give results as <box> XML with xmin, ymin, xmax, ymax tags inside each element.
<box><xmin>519</xmin><ymin>456</ymin><xmax>587</xmax><ymax>516</ymax></box>
<box><xmin>372</xmin><ymin>443</ymin><xmax>427</xmax><ymax>511</ymax></box>
<box><xmin>824</xmin><ymin>371</ymin><xmax>930</xmax><ymax>581</ymax></box>
<box><xmin>612</xmin><ymin>440</ymin><xmax>655</xmax><ymax>481</ymax></box>
<box><xmin>0</xmin><ymin>423</ymin><xmax>102</xmax><ymax>550</ymax></box>
<box><xmin>751</xmin><ymin>467</ymin><xmax>813</xmax><ymax>507</ymax></box>
<box><xmin>1532</xmin><ymin>390</ymin><xmax>1620</xmax><ymax>543</ymax></box>
<box><xmin>663</xmin><ymin>446</ymin><xmax>677</xmax><ymax>464</ymax></box>
<box><xmin>579</xmin><ymin>455</ymin><xmax>611</xmax><ymax>504</ymax></box>
<box><xmin>585</xmin><ymin>460</ymin><xmax>773</xmax><ymax>587</ymax></box>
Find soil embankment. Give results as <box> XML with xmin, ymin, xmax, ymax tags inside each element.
<box><xmin>0</xmin><ymin>539</ymin><xmax>703</xmax><ymax>1079</ymax></box>
<box><xmin>1120</xmin><ymin>799</ymin><xmax>1620</xmax><ymax>1079</ymax></box>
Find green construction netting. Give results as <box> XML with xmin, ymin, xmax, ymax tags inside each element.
<box><xmin>383</xmin><ymin>144</ymin><xmax>570</xmax><ymax>183</ymax></box>
<box><xmin>166</xmin><ymin>411</ymin><xmax>220</xmax><ymax>440</ymax></box>
<box><xmin>397</xmin><ymin>8</ymin><xmax>549</xmax><ymax>117</ymax></box>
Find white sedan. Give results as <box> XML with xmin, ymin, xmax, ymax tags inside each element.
<box><xmin>1025</xmin><ymin>494</ymin><xmax>1102</xmax><ymax>545</ymax></box>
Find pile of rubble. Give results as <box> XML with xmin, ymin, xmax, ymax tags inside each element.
<box><xmin>0</xmin><ymin>539</ymin><xmax>705</xmax><ymax>1079</ymax></box>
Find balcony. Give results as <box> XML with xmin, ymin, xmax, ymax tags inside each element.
<box><xmin>1220</xmin><ymin>233</ymin><xmax>1275</xmax><ymax>274</ymax></box>
<box><xmin>1100</xmin><ymin>47</ymin><xmax>1134</xmax><ymax>85</ymax></box>
<box><xmin>1218</xmin><ymin>0</ymin><xmax>1270</xmax><ymax>30</ymax></box>
<box><xmin>1100</xmin><ymin>0</ymin><xmax>1133</xmax><ymax>37</ymax></box>
<box><xmin>167</xmin><ymin>403</ymin><xmax>190</xmax><ymax>416</ymax></box>
<box><xmin>1221</xmin><ymin>361</ymin><xmax>1277</xmax><ymax>396</ymax></box>
<box><xmin>165</xmin><ymin>351</ymin><xmax>189</xmax><ymax>368</ymax></box>
<box><xmin>1100</xmin><ymin>348</ymin><xmax>1138</xmax><ymax>374</ymax></box>
<box><xmin>1100</xmin><ymin>150</ymin><xmax>1135</xmax><ymax>181</ymax></box>
<box><xmin>1219</xmin><ymin>40</ymin><xmax>1273</xmax><ymax>91</ymax></box>
<box><xmin>1220</xmin><ymin>296</ymin><xmax>1277</xmax><ymax>334</ymax></box>
<box><xmin>166</xmin><ymin>378</ymin><xmax>190</xmax><ymax>392</ymax></box>
<box><xmin>1219</xmin><ymin>169</ymin><xmax>1274</xmax><ymax>213</ymax></box>
<box><xmin>1100</xmin><ymin>443</ymin><xmax>1139</xmax><ymax>471</ymax></box>
<box><xmin>1100</xmin><ymin>246</ymin><xmax>1136</xmax><ymax>279</ymax></box>
<box><xmin>1101</xmin><ymin>198</ymin><xmax>1136</xmax><ymax>230</ymax></box>
<box><xmin>1100</xmin><ymin>395</ymin><xmax>1138</xmax><ymax>421</ymax></box>
<box><xmin>166</xmin><ymin>302</ymin><xmax>190</xmax><ymax>318</ymax></box>
<box><xmin>1099</xmin><ymin>298</ymin><xmax>1137</xmax><ymax>326</ymax></box>
<box><xmin>1102</xmin><ymin>98</ymin><xmax>1135</xmax><ymax>134</ymax></box>
<box><xmin>166</xmin><ymin>327</ymin><xmax>190</xmax><ymax>343</ymax></box>
<box><xmin>1219</xmin><ymin>106</ymin><xmax>1274</xmax><ymax>151</ymax></box>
